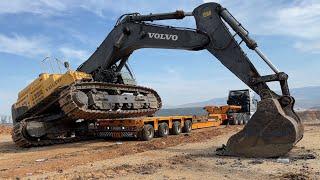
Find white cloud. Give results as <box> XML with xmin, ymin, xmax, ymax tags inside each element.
<box><xmin>0</xmin><ymin>0</ymin><xmax>198</xmax><ymax>19</ymax></box>
<box><xmin>74</xmin><ymin>0</ymin><xmax>320</xmax><ymax>54</ymax></box>
<box><xmin>0</xmin><ymin>34</ymin><xmax>50</xmax><ymax>58</ymax></box>
<box><xmin>0</xmin><ymin>34</ymin><xmax>90</xmax><ymax>63</ymax></box>
<box><xmin>0</xmin><ymin>0</ymin><xmax>67</xmax><ymax>16</ymax></box>
<box><xmin>271</xmin><ymin>1</ymin><xmax>320</xmax><ymax>39</ymax></box>
<box><xmin>204</xmin><ymin>0</ymin><xmax>320</xmax><ymax>54</ymax></box>
<box><xmin>294</xmin><ymin>41</ymin><xmax>320</xmax><ymax>54</ymax></box>
<box><xmin>79</xmin><ymin>0</ymin><xmax>199</xmax><ymax>18</ymax></box>
<box><xmin>59</xmin><ymin>47</ymin><xmax>90</xmax><ymax>64</ymax></box>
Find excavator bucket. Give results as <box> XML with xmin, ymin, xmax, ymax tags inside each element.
<box><xmin>217</xmin><ymin>97</ymin><xmax>304</xmax><ymax>158</ymax></box>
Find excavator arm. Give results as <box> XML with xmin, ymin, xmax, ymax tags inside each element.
<box><xmin>78</xmin><ymin>3</ymin><xmax>280</xmax><ymax>98</ymax></box>
<box><xmin>78</xmin><ymin>2</ymin><xmax>303</xmax><ymax>158</ymax></box>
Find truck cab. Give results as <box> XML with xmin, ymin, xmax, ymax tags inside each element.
<box><xmin>227</xmin><ymin>89</ymin><xmax>258</xmax><ymax>124</ymax></box>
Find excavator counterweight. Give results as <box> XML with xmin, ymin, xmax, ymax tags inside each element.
<box><xmin>11</xmin><ymin>2</ymin><xmax>303</xmax><ymax>158</ymax></box>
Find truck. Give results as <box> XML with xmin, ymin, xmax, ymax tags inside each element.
<box><xmin>226</xmin><ymin>89</ymin><xmax>258</xmax><ymax>125</ymax></box>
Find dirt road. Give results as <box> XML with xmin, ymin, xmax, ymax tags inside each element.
<box><xmin>0</xmin><ymin>124</ymin><xmax>319</xmax><ymax>179</ymax></box>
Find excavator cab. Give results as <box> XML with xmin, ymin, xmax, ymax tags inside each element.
<box><xmin>118</xmin><ymin>63</ymin><xmax>137</xmax><ymax>85</ymax></box>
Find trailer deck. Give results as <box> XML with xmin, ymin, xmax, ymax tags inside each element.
<box><xmin>95</xmin><ymin>114</ymin><xmax>228</xmax><ymax>140</ymax></box>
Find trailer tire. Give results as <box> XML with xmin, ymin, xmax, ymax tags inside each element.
<box><xmin>230</xmin><ymin>119</ymin><xmax>236</xmax><ymax>125</ymax></box>
<box><xmin>172</xmin><ymin>121</ymin><xmax>181</xmax><ymax>135</ymax></box>
<box><xmin>140</xmin><ymin>124</ymin><xmax>154</xmax><ymax>141</ymax></box>
<box><xmin>158</xmin><ymin>123</ymin><xmax>169</xmax><ymax>137</ymax></box>
<box><xmin>183</xmin><ymin>120</ymin><xmax>192</xmax><ymax>133</ymax></box>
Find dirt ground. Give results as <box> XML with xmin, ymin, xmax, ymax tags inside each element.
<box><xmin>0</xmin><ymin>125</ymin><xmax>11</xmax><ymax>134</ymax></box>
<box><xmin>0</xmin><ymin>123</ymin><xmax>319</xmax><ymax>180</ymax></box>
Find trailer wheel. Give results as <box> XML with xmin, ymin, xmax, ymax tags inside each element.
<box><xmin>140</xmin><ymin>124</ymin><xmax>154</xmax><ymax>141</ymax></box>
<box><xmin>172</xmin><ymin>121</ymin><xmax>181</xmax><ymax>135</ymax></box>
<box><xmin>229</xmin><ymin>119</ymin><xmax>236</xmax><ymax>125</ymax></box>
<box><xmin>158</xmin><ymin>123</ymin><xmax>169</xmax><ymax>137</ymax></box>
<box><xmin>183</xmin><ymin>120</ymin><xmax>192</xmax><ymax>133</ymax></box>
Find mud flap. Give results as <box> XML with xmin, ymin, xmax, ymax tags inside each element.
<box><xmin>217</xmin><ymin>98</ymin><xmax>304</xmax><ymax>158</ymax></box>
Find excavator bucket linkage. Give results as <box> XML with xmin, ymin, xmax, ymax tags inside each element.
<box><xmin>196</xmin><ymin>3</ymin><xmax>305</xmax><ymax>158</ymax></box>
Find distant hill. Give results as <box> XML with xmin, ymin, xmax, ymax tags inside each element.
<box><xmin>155</xmin><ymin>107</ymin><xmax>206</xmax><ymax>116</ymax></box>
<box><xmin>167</xmin><ymin>86</ymin><xmax>320</xmax><ymax>110</ymax></box>
<box><xmin>290</xmin><ymin>86</ymin><xmax>320</xmax><ymax>109</ymax></box>
<box><xmin>171</xmin><ymin>97</ymin><xmax>227</xmax><ymax>109</ymax></box>
<box><xmin>310</xmin><ymin>106</ymin><xmax>320</xmax><ymax>110</ymax></box>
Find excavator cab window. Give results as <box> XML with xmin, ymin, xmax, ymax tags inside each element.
<box><xmin>41</xmin><ymin>57</ymin><xmax>68</xmax><ymax>74</ymax></box>
<box><xmin>119</xmin><ymin>63</ymin><xmax>137</xmax><ymax>85</ymax></box>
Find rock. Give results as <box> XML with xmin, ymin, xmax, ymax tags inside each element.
<box><xmin>277</xmin><ymin>158</ymin><xmax>290</xmax><ymax>164</ymax></box>
<box><xmin>292</xmin><ymin>153</ymin><xmax>317</xmax><ymax>161</ymax></box>
<box><xmin>231</xmin><ymin>160</ymin><xmax>245</xmax><ymax>168</ymax></box>
<box><xmin>279</xmin><ymin>172</ymin><xmax>309</xmax><ymax>180</ymax></box>
<box><xmin>216</xmin><ymin>161</ymin><xmax>227</xmax><ymax>165</ymax></box>
<box><xmin>116</xmin><ymin>142</ymin><xmax>123</xmax><ymax>145</ymax></box>
<box><xmin>107</xmin><ymin>174</ymin><xmax>115</xmax><ymax>178</ymax></box>
<box><xmin>35</xmin><ymin>158</ymin><xmax>48</xmax><ymax>162</ymax></box>
<box><xmin>301</xmin><ymin>153</ymin><xmax>316</xmax><ymax>160</ymax></box>
<box><xmin>248</xmin><ymin>159</ymin><xmax>264</xmax><ymax>165</ymax></box>
<box><xmin>163</xmin><ymin>175</ymin><xmax>170</xmax><ymax>180</ymax></box>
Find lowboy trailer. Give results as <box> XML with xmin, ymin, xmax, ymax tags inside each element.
<box><xmin>94</xmin><ymin>106</ymin><xmax>240</xmax><ymax>141</ymax></box>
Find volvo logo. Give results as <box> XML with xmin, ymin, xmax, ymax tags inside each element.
<box><xmin>148</xmin><ymin>32</ymin><xmax>178</xmax><ymax>41</ymax></box>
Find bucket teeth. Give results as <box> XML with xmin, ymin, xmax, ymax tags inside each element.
<box><xmin>217</xmin><ymin>97</ymin><xmax>304</xmax><ymax>158</ymax></box>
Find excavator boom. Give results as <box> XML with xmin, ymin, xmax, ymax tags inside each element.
<box><xmin>78</xmin><ymin>2</ymin><xmax>303</xmax><ymax>158</ymax></box>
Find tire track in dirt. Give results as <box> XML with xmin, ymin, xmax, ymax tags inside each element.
<box><xmin>0</xmin><ymin>126</ymin><xmax>240</xmax><ymax>178</ymax></box>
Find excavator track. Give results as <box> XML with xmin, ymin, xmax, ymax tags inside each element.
<box><xmin>59</xmin><ymin>82</ymin><xmax>162</xmax><ymax>120</ymax></box>
<box><xmin>11</xmin><ymin>117</ymin><xmax>90</xmax><ymax>148</ymax></box>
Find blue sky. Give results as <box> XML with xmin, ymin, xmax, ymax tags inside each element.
<box><xmin>0</xmin><ymin>0</ymin><xmax>319</xmax><ymax>115</ymax></box>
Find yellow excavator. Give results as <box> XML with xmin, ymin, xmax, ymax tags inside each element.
<box><xmin>11</xmin><ymin>2</ymin><xmax>303</xmax><ymax>158</ymax></box>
